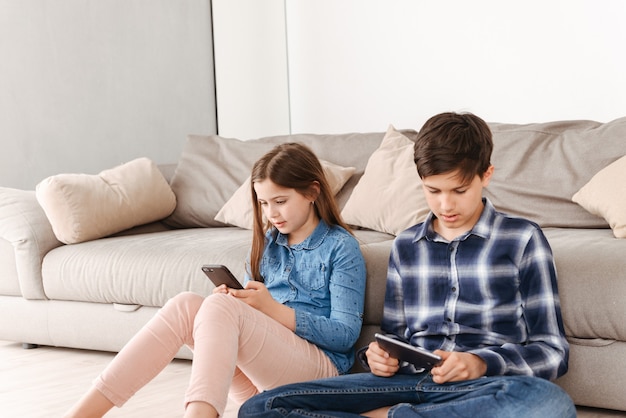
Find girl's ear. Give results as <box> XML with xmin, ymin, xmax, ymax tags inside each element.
<box><xmin>309</xmin><ymin>181</ymin><xmax>321</xmax><ymax>202</ymax></box>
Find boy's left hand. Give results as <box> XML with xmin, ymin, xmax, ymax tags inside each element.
<box><xmin>430</xmin><ymin>350</ymin><xmax>487</xmax><ymax>384</ymax></box>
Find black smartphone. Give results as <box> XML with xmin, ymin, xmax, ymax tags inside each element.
<box><xmin>201</xmin><ymin>264</ymin><xmax>243</xmax><ymax>289</ymax></box>
<box><xmin>375</xmin><ymin>333</ymin><xmax>442</xmax><ymax>370</ymax></box>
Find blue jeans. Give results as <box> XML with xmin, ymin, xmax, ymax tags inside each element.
<box><xmin>238</xmin><ymin>372</ymin><xmax>576</xmax><ymax>418</ymax></box>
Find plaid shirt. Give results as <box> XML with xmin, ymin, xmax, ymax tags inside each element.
<box><xmin>381</xmin><ymin>198</ymin><xmax>569</xmax><ymax>380</ymax></box>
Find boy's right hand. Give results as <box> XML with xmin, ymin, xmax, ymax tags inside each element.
<box><xmin>366</xmin><ymin>341</ymin><xmax>400</xmax><ymax>377</ymax></box>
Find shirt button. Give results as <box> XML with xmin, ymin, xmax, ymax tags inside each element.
<box><xmin>451</xmin><ymin>287</ymin><xmax>457</xmax><ymax>292</ymax></box>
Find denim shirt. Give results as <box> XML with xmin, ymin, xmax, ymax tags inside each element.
<box><xmin>244</xmin><ymin>220</ymin><xmax>366</xmax><ymax>374</ymax></box>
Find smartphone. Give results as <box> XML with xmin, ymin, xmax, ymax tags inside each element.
<box><xmin>201</xmin><ymin>264</ymin><xmax>243</xmax><ymax>289</ymax></box>
<box><xmin>375</xmin><ymin>333</ymin><xmax>442</xmax><ymax>370</ymax></box>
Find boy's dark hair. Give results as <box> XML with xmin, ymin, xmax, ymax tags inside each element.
<box><xmin>413</xmin><ymin>112</ymin><xmax>493</xmax><ymax>183</ymax></box>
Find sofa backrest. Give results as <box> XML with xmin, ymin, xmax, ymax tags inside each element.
<box><xmin>484</xmin><ymin>117</ymin><xmax>626</xmax><ymax>228</ymax></box>
<box><xmin>164</xmin><ymin>130</ymin><xmax>413</xmax><ymax>228</ymax></box>
<box><xmin>165</xmin><ymin>117</ymin><xmax>625</xmax><ymax>230</ymax></box>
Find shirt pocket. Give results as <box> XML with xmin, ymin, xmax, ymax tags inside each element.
<box><xmin>261</xmin><ymin>255</ymin><xmax>282</xmax><ymax>286</ymax></box>
<box><xmin>296</xmin><ymin>261</ymin><xmax>327</xmax><ymax>291</ymax></box>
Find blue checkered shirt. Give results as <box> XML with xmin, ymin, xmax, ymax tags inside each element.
<box><xmin>381</xmin><ymin>198</ymin><xmax>569</xmax><ymax>380</ymax></box>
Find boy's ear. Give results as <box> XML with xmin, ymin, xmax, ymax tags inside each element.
<box><xmin>481</xmin><ymin>165</ymin><xmax>495</xmax><ymax>186</ymax></box>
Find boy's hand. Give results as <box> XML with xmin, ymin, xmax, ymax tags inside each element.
<box><xmin>366</xmin><ymin>341</ymin><xmax>400</xmax><ymax>377</ymax></box>
<box><xmin>430</xmin><ymin>350</ymin><xmax>487</xmax><ymax>383</ymax></box>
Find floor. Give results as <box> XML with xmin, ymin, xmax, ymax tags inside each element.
<box><xmin>0</xmin><ymin>340</ymin><xmax>239</xmax><ymax>417</ymax></box>
<box><xmin>1</xmin><ymin>340</ymin><xmax>624</xmax><ymax>417</ymax></box>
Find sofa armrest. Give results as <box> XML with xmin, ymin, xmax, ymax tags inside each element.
<box><xmin>0</xmin><ymin>187</ymin><xmax>63</xmax><ymax>299</ymax></box>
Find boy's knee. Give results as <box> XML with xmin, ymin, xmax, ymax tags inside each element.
<box><xmin>508</xmin><ymin>377</ymin><xmax>575</xmax><ymax>418</ymax></box>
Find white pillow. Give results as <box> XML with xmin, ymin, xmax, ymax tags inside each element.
<box><xmin>215</xmin><ymin>160</ymin><xmax>355</xmax><ymax>229</ymax></box>
<box><xmin>572</xmin><ymin>155</ymin><xmax>626</xmax><ymax>238</ymax></box>
<box><xmin>341</xmin><ymin>125</ymin><xmax>430</xmax><ymax>236</ymax></box>
<box><xmin>35</xmin><ymin>158</ymin><xmax>176</xmax><ymax>244</ymax></box>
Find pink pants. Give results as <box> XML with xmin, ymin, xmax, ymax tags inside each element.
<box><xmin>94</xmin><ymin>292</ymin><xmax>338</xmax><ymax>415</ymax></box>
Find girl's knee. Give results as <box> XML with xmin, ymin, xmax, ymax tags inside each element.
<box><xmin>167</xmin><ymin>291</ymin><xmax>204</xmax><ymax>305</ymax></box>
<box><xmin>161</xmin><ymin>291</ymin><xmax>205</xmax><ymax>318</ymax></box>
<box><xmin>202</xmin><ymin>292</ymin><xmax>243</xmax><ymax>311</ymax></box>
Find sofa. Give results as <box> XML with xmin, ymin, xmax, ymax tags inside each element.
<box><xmin>1</xmin><ymin>117</ymin><xmax>626</xmax><ymax>415</ymax></box>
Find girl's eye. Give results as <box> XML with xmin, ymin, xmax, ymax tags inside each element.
<box><xmin>276</xmin><ymin>200</ymin><xmax>286</xmax><ymax>205</ymax></box>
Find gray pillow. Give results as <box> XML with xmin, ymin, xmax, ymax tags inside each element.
<box><xmin>164</xmin><ymin>132</ymin><xmax>391</xmax><ymax>228</ymax></box>
<box><xmin>485</xmin><ymin>117</ymin><xmax>626</xmax><ymax>228</ymax></box>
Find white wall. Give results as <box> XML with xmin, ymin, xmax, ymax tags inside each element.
<box><xmin>214</xmin><ymin>0</ymin><xmax>626</xmax><ymax>137</ymax></box>
<box><xmin>212</xmin><ymin>0</ymin><xmax>290</xmax><ymax>138</ymax></box>
<box><xmin>0</xmin><ymin>0</ymin><xmax>216</xmax><ymax>190</ymax></box>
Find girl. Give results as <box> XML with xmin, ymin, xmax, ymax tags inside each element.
<box><xmin>64</xmin><ymin>142</ymin><xmax>367</xmax><ymax>418</ymax></box>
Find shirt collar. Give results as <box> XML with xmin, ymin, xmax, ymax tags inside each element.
<box><xmin>274</xmin><ymin>219</ymin><xmax>331</xmax><ymax>250</ymax></box>
<box><xmin>414</xmin><ymin>197</ymin><xmax>495</xmax><ymax>243</ymax></box>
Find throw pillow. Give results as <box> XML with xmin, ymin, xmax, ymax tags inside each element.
<box><xmin>341</xmin><ymin>125</ymin><xmax>430</xmax><ymax>235</ymax></box>
<box><xmin>572</xmin><ymin>155</ymin><xmax>626</xmax><ymax>238</ymax></box>
<box><xmin>214</xmin><ymin>160</ymin><xmax>356</xmax><ymax>229</ymax></box>
<box><xmin>35</xmin><ymin>157</ymin><xmax>176</xmax><ymax>244</ymax></box>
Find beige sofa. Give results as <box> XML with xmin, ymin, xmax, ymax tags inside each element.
<box><xmin>1</xmin><ymin>117</ymin><xmax>626</xmax><ymax>415</ymax></box>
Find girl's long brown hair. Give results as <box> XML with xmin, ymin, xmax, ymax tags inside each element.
<box><xmin>248</xmin><ymin>142</ymin><xmax>352</xmax><ymax>281</ymax></box>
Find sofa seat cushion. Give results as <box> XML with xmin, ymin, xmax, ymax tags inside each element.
<box><xmin>544</xmin><ymin>228</ymin><xmax>626</xmax><ymax>342</ymax></box>
<box><xmin>41</xmin><ymin>228</ymin><xmax>253</xmax><ymax>307</ymax></box>
<box><xmin>41</xmin><ymin>228</ymin><xmax>394</xmax><ymax>309</ymax></box>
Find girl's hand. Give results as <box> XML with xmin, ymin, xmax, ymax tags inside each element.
<box><xmin>430</xmin><ymin>350</ymin><xmax>487</xmax><ymax>384</ymax></box>
<box><xmin>212</xmin><ymin>284</ymin><xmax>231</xmax><ymax>294</ymax></box>
<box><xmin>366</xmin><ymin>341</ymin><xmax>400</xmax><ymax>377</ymax></box>
<box><xmin>229</xmin><ymin>280</ymin><xmax>273</xmax><ymax>310</ymax></box>
<box><xmin>229</xmin><ymin>281</ymin><xmax>296</xmax><ymax>331</ymax></box>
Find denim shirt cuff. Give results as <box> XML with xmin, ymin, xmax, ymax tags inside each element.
<box><xmin>294</xmin><ymin>309</ymin><xmax>310</xmax><ymax>340</ymax></box>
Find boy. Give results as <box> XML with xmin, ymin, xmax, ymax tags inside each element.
<box><xmin>238</xmin><ymin>112</ymin><xmax>575</xmax><ymax>417</ymax></box>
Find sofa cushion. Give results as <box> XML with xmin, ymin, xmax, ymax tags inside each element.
<box><xmin>341</xmin><ymin>125</ymin><xmax>429</xmax><ymax>236</ymax></box>
<box><xmin>40</xmin><ymin>227</ymin><xmax>393</xmax><ymax>309</ymax></box>
<box><xmin>485</xmin><ymin>116</ymin><xmax>626</xmax><ymax>228</ymax></box>
<box><xmin>41</xmin><ymin>228</ymin><xmax>252</xmax><ymax>306</ymax></box>
<box><xmin>164</xmin><ymin>132</ymin><xmax>388</xmax><ymax>229</ymax></box>
<box><xmin>35</xmin><ymin>158</ymin><xmax>176</xmax><ymax>244</ymax></box>
<box><xmin>214</xmin><ymin>160</ymin><xmax>356</xmax><ymax>229</ymax></box>
<box><xmin>572</xmin><ymin>155</ymin><xmax>626</xmax><ymax>238</ymax></box>
<box><xmin>544</xmin><ymin>228</ymin><xmax>626</xmax><ymax>342</ymax></box>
